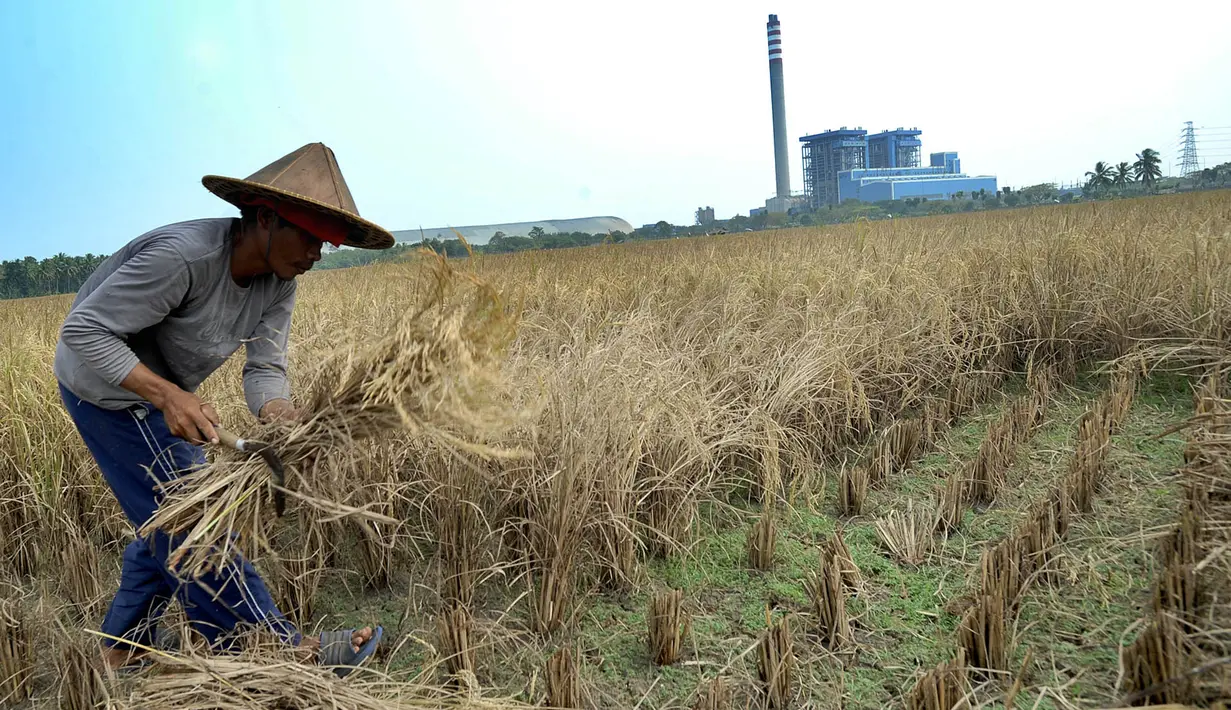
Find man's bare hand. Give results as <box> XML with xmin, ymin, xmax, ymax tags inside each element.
<box><xmin>159</xmin><ymin>389</ymin><xmax>220</xmax><ymax>444</ymax></box>
<box><xmin>120</xmin><ymin>363</ymin><xmax>219</xmax><ymax>444</ymax></box>
<box><xmin>259</xmin><ymin>398</ymin><xmax>302</xmax><ymax>424</ymax></box>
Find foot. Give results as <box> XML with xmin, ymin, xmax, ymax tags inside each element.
<box><xmin>101</xmin><ymin>645</ymin><xmax>145</xmax><ymax>671</ymax></box>
<box><xmin>297</xmin><ymin>626</ymin><xmax>374</xmax><ymax>662</ymax></box>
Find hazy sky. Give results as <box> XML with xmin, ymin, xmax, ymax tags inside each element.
<box><xmin>2</xmin><ymin>1</ymin><xmax>1229</xmax><ymax>260</ymax></box>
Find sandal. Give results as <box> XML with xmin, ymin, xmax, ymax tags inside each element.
<box><xmin>319</xmin><ymin>626</ymin><xmax>383</xmax><ymax>678</ymax></box>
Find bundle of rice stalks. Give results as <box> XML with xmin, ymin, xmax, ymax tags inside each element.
<box><xmin>967</xmin><ymin>419</ymin><xmax>1012</xmax><ymax>507</ymax></box>
<box><xmin>112</xmin><ymin>647</ymin><xmax>523</xmax><ymax>710</ymax></box>
<box><xmin>546</xmin><ymin>646</ymin><xmax>582</xmax><ymax>709</ymax></box>
<box><xmin>805</xmin><ymin>546</ymin><xmax>851</xmax><ymax>650</ymax></box>
<box><xmin>922</xmin><ymin>396</ymin><xmax>952</xmax><ymax>450</ymax></box>
<box><xmin>691</xmin><ymin>676</ymin><xmax>731</xmax><ymax>710</ymax></box>
<box><xmin>1051</xmin><ymin>486</ymin><xmax>1071</xmax><ymax>541</ymax></box>
<box><xmin>271</xmin><ymin>515</ymin><xmax>325</xmax><ymax>628</ymax></box>
<box><xmin>1160</xmin><ymin>486</ymin><xmax>1206</xmax><ymax>570</ymax></box>
<box><xmin>143</xmin><ymin>252</ymin><xmax>521</xmax><ymax>578</ymax></box>
<box><xmin>351</xmin><ymin>489</ymin><xmax>399</xmax><ymax>591</ymax></box>
<box><xmin>1120</xmin><ymin>613</ymin><xmax>1191</xmax><ymax>706</ymax></box>
<box><xmin>874</xmin><ymin>500</ymin><xmax>937</xmax><ymax>566</ymax></box>
<box><xmin>1065</xmin><ymin>403</ymin><xmax>1112</xmax><ymax>514</ymax></box>
<box><xmin>643</xmin><ymin>483</ymin><xmax>695</xmax><ymax>559</ymax></box>
<box><xmin>1106</xmin><ymin>369</ymin><xmax>1137</xmax><ymax>432</ymax></box>
<box><xmin>438</xmin><ymin>603</ymin><xmax>477</xmax><ymax>683</ymax></box>
<box><xmin>838</xmin><ymin>464</ymin><xmax>869</xmax><ymax>517</ymax></box>
<box><xmin>0</xmin><ymin>594</ymin><xmax>34</xmax><ymax>705</ymax></box>
<box><xmin>531</xmin><ymin>464</ymin><xmax>591</xmax><ymax>636</ymax></box>
<box><xmin>979</xmin><ymin>538</ymin><xmax>1022</xmax><ymax>612</ymax></box>
<box><xmin>0</xmin><ymin>494</ymin><xmax>36</xmax><ymax>579</ymax></box>
<box><xmin>48</xmin><ymin>517</ymin><xmax>103</xmax><ymax>617</ymax></box>
<box><xmin>905</xmin><ymin>652</ymin><xmax>969</xmax><ymax>710</ymax></box>
<box><xmin>936</xmin><ymin>470</ymin><xmax>966</xmax><ymax>535</ymax></box>
<box><xmin>437</xmin><ymin>476</ymin><xmax>486</xmax><ymax>609</ymax></box>
<box><xmin>533</xmin><ymin>555</ymin><xmax>576</xmax><ymax>637</ymax></box>
<box><xmin>820</xmin><ymin>528</ymin><xmax>862</xmax><ymax>591</ymax></box>
<box><xmin>56</xmin><ymin>627</ymin><xmax>107</xmax><ymax>710</ymax></box>
<box><xmin>757</xmin><ymin>614</ymin><xmax>794</xmax><ymax>710</ymax></box>
<box><xmin>748</xmin><ymin>511</ymin><xmax>777</xmax><ymax>572</ymax></box>
<box><xmin>648</xmin><ymin>588</ymin><xmax>690</xmax><ymax>666</ymax></box>
<box><xmin>1151</xmin><ymin>562</ymin><xmax>1198</xmax><ymax>620</ymax></box>
<box><xmin>1192</xmin><ymin>368</ymin><xmax>1224</xmax><ymax>422</ymax></box>
<box><xmin>868</xmin><ymin>419</ymin><xmax>922</xmax><ymax>485</ymax></box>
<box><xmin>957</xmin><ymin>593</ymin><xmax>1008</xmax><ymax>676</ymax></box>
<box><xmin>1016</xmin><ymin>500</ymin><xmax>1058</xmax><ymax>585</ymax></box>
<box><xmin>1008</xmin><ymin>389</ymin><xmax>1048</xmax><ymax>447</ymax></box>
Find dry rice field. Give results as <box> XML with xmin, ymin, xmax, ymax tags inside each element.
<box><xmin>2</xmin><ymin>191</ymin><xmax>1231</xmax><ymax>709</ymax></box>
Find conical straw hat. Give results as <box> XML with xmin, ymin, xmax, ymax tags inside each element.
<box><xmin>203</xmin><ymin>143</ymin><xmax>395</xmax><ymax>250</ymax></box>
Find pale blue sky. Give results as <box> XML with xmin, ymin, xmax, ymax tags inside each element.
<box><xmin>2</xmin><ymin>1</ymin><xmax>1229</xmax><ymax>260</ymax></box>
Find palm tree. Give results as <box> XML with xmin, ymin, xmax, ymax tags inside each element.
<box><xmin>1113</xmin><ymin>162</ymin><xmax>1133</xmax><ymax>188</ymax></box>
<box><xmin>1133</xmin><ymin>148</ymin><xmax>1162</xmax><ymax>189</ymax></box>
<box><xmin>1085</xmin><ymin>161</ymin><xmax>1114</xmax><ymax>191</ymax></box>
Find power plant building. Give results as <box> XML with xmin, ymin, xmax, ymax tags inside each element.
<box><xmin>800</xmin><ymin>128</ymin><xmax>996</xmax><ymax>207</ymax></box>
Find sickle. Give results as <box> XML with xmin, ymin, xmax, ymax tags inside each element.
<box><xmin>215</xmin><ymin>426</ymin><xmax>287</xmax><ymax>517</ymax></box>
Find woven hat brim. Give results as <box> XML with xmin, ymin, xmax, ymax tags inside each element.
<box><xmin>202</xmin><ymin>175</ymin><xmax>396</xmax><ymax>250</ymax></box>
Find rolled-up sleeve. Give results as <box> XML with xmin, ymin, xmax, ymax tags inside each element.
<box><xmin>242</xmin><ymin>282</ymin><xmax>296</xmax><ymax>417</ymax></box>
<box><xmin>59</xmin><ymin>244</ymin><xmax>190</xmax><ymax>386</ymax></box>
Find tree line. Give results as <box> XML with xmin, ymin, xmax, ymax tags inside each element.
<box><xmin>1083</xmin><ymin>148</ymin><xmax>1163</xmax><ymax>194</ymax></box>
<box><xmin>0</xmin><ymin>253</ymin><xmax>109</xmax><ymax>300</ymax></box>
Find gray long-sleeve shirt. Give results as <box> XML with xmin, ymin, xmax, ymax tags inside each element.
<box><xmin>54</xmin><ymin>218</ymin><xmax>296</xmax><ymax>417</ymax></box>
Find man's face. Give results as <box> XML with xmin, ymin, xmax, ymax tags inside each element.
<box><xmin>261</xmin><ymin>211</ymin><xmax>324</xmax><ymax>281</ymax></box>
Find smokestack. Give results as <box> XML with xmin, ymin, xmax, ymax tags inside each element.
<box><xmin>767</xmin><ymin>14</ymin><xmax>790</xmax><ymax>199</ymax></box>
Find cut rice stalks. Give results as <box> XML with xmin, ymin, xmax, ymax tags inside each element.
<box><xmin>757</xmin><ymin>614</ymin><xmax>794</xmax><ymax>710</ymax></box>
<box><xmin>648</xmin><ymin>588</ymin><xmax>690</xmax><ymax>666</ymax></box>
<box><xmin>142</xmin><ymin>252</ymin><xmax>522</xmax><ymax>578</ymax></box>
<box><xmin>874</xmin><ymin>500</ymin><xmax>937</xmax><ymax>566</ymax></box>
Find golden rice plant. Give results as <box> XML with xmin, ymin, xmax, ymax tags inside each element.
<box><xmin>1161</xmin><ymin>485</ymin><xmax>1206</xmax><ymax>570</ymax></box>
<box><xmin>647</xmin><ymin>588</ymin><xmax>690</xmax><ymax>666</ymax></box>
<box><xmin>874</xmin><ymin>500</ymin><xmax>938</xmax><ymax>566</ymax></box>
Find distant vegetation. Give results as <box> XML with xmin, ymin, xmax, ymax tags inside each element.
<box><xmin>0</xmin><ymin>253</ymin><xmax>108</xmax><ymax>300</ymax></box>
<box><xmin>6</xmin><ymin>156</ymin><xmax>1231</xmax><ymax>299</ymax></box>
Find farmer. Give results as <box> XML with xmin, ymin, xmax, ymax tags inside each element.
<box><xmin>54</xmin><ymin>143</ymin><xmax>393</xmax><ymax>675</ymax></box>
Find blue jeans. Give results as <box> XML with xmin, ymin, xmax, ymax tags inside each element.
<box><xmin>58</xmin><ymin>383</ymin><xmax>299</xmax><ymax>650</ymax></box>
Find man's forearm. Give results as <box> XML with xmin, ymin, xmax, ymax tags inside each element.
<box><xmin>119</xmin><ymin>362</ymin><xmax>183</xmax><ymax>409</ymax></box>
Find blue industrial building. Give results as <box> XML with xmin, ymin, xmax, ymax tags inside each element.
<box><xmin>800</xmin><ymin>128</ymin><xmax>996</xmax><ymax>208</ymax></box>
